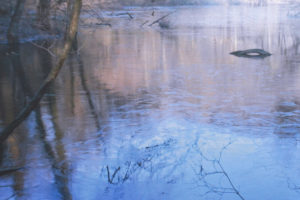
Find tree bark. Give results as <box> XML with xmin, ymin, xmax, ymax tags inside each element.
<box><xmin>0</xmin><ymin>0</ymin><xmax>82</xmax><ymax>145</ymax></box>
<box><xmin>37</xmin><ymin>0</ymin><xmax>51</xmax><ymax>31</ymax></box>
<box><xmin>7</xmin><ymin>0</ymin><xmax>26</xmax><ymax>43</ymax></box>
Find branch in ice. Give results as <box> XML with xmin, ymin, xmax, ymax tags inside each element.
<box><xmin>194</xmin><ymin>141</ymin><xmax>245</xmax><ymax>200</ymax></box>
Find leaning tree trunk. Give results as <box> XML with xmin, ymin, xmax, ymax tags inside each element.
<box><xmin>64</xmin><ymin>0</ymin><xmax>75</xmax><ymax>40</ymax></box>
<box><xmin>0</xmin><ymin>0</ymin><xmax>82</xmax><ymax>145</ymax></box>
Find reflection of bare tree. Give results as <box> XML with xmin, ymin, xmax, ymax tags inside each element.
<box><xmin>0</xmin><ymin>0</ymin><xmax>82</xmax><ymax>144</ymax></box>
<box><xmin>103</xmin><ymin>140</ymin><xmax>245</xmax><ymax>199</ymax></box>
<box><xmin>0</xmin><ymin>42</ymin><xmax>30</xmax><ymax>199</ymax></box>
<box><xmin>274</xmin><ymin>100</ymin><xmax>300</xmax><ymax>136</ymax></box>
<box><xmin>104</xmin><ymin>139</ymin><xmax>176</xmax><ymax>185</ymax></box>
<box><xmin>73</xmin><ymin>37</ymin><xmax>101</xmax><ymax>131</ymax></box>
<box><xmin>0</xmin><ymin>1</ymin><xmax>81</xmax><ymax>195</ymax></box>
<box><xmin>68</xmin><ymin>54</ymin><xmax>76</xmax><ymax>115</ymax></box>
<box><xmin>4</xmin><ymin>39</ymin><xmax>72</xmax><ymax>199</ymax></box>
<box><xmin>35</xmin><ymin>106</ymin><xmax>72</xmax><ymax>200</ymax></box>
<box><xmin>35</xmin><ymin>40</ymin><xmax>72</xmax><ymax>199</ymax></box>
<box><xmin>194</xmin><ymin>142</ymin><xmax>245</xmax><ymax>200</ymax></box>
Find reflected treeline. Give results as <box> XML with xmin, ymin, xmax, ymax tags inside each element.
<box><xmin>1</xmin><ymin>0</ymin><xmax>66</xmax><ymax>45</ymax></box>
<box><xmin>0</xmin><ymin>42</ymin><xmax>33</xmax><ymax>199</ymax></box>
<box><xmin>0</xmin><ymin>40</ymin><xmax>72</xmax><ymax>199</ymax></box>
<box><xmin>0</xmin><ymin>35</ymin><xmax>160</xmax><ymax>198</ymax></box>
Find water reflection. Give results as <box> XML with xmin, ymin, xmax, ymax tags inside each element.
<box><xmin>1</xmin><ymin>5</ymin><xmax>300</xmax><ymax>200</ymax></box>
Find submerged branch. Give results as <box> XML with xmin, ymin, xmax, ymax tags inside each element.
<box><xmin>107</xmin><ymin>166</ymin><xmax>121</xmax><ymax>184</ymax></box>
<box><xmin>0</xmin><ymin>0</ymin><xmax>82</xmax><ymax>145</ymax></box>
<box><xmin>217</xmin><ymin>161</ymin><xmax>245</xmax><ymax>200</ymax></box>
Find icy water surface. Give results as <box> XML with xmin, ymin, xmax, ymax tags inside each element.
<box><xmin>1</xmin><ymin>5</ymin><xmax>300</xmax><ymax>200</ymax></box>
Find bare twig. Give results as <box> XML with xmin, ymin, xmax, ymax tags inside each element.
<box><xmin>112</xmin><ymin>167</ymin><xmax>121</xmax><ymax>182</ymax></box>
<box><xmin>127</xmin><ymin>12</ymin><xmax>134</xmax><ymax>19</ymax></box>
<box><xmin>115</xmin><ymin>12</ymin><xmax>134</xmax><ymax>19</ymax></box>
<box><xmin>106</xmin><ymin>166</ymin><xmax>121</xmax><ymax>184</ymax></box>
<box><xmin>217</xmin><ymin>161</ymin><xmax>245</xmax><ymax>200</ymax></box>
<box><xmin>194</xmin><ymin>142</ymin><xmax>245</xmax><ymax>200</ymax></box>
<box><xmin>140</xmin><ymin>20</ymin><xmax>149</xmax><ymax>27</ymax></box>
<box><xmin>148</xmin><ymin>11</ymin><xmax>175</xmax><ymax>27</ymax></box>
<box><xmin>29</xmin><ymin>41</ymin><xmax>57</xmax><ymax>57</ymax></box>
<box><xmin>218</xmin><ymin>140</ymin><xmax>232</xmax><ymax>161</ymax></box>
<box><xmin>106</xmin><ymin>166</ymin><xmax>110</xmax><ymax>183</ymax></box>
<box><xmin>122</xmin><ymin>161</ymin><xmax>132</xmax><ymax>182</ymax></box>
<box><xmin>84</xmin><ymin>4</ymin><xmax>104</xmax><ymax>22</ymax></box>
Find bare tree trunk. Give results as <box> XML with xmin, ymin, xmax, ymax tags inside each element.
<box><xmin>37</xmin><ymin>0</ymin><xmax>51</xmax><ymax>31</ymax></box>
<box><xmin>7</xmin><ymin>0</ymin><xmax>26</xmax><ymax>43</ymax></box>
<box><xmin>64</xmin><ymin>0</ymin><xmax>74</xmax><ymax>40</ymax></box>
<box><xmin>0</xmin><ymin>0</ymin><xmax>82</xmax><ymax>145</ymax></box>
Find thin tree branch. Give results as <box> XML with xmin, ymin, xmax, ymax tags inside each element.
<box><xmin>148</xmin><ymin>11</ymin><xmax>175</xmax><ymax>27</ymax></box>
<box><xmin>217</xmin><ymin>161</ymin><xmax>245</xmax><ymax>200</ymax></box>
<box><xmin>29</xmin><ymin>41</ymin><xmax>57</xmax><ymax>57</ymax></box>
<box><xmin>140</xmin><ymin>20</ymin><xmax>149</xmax><ymax>27</ymax></box>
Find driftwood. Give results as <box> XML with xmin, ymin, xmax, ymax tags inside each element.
<box><xmin>230</xmin><ymin>49</ymin><xmax>271</xmax><ymax>58</ymax></box>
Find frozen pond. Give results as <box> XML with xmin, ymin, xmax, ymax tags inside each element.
<box><xmin>1</xmin><ymin>4</ymin><xmax>300</xmax><ymax>200</ymax></box>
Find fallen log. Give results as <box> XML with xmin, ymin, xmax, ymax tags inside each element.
<box><xmin>230</xmin><ymin>49</ymin><xmax>271</xmax><ymax>58</ymax></box>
